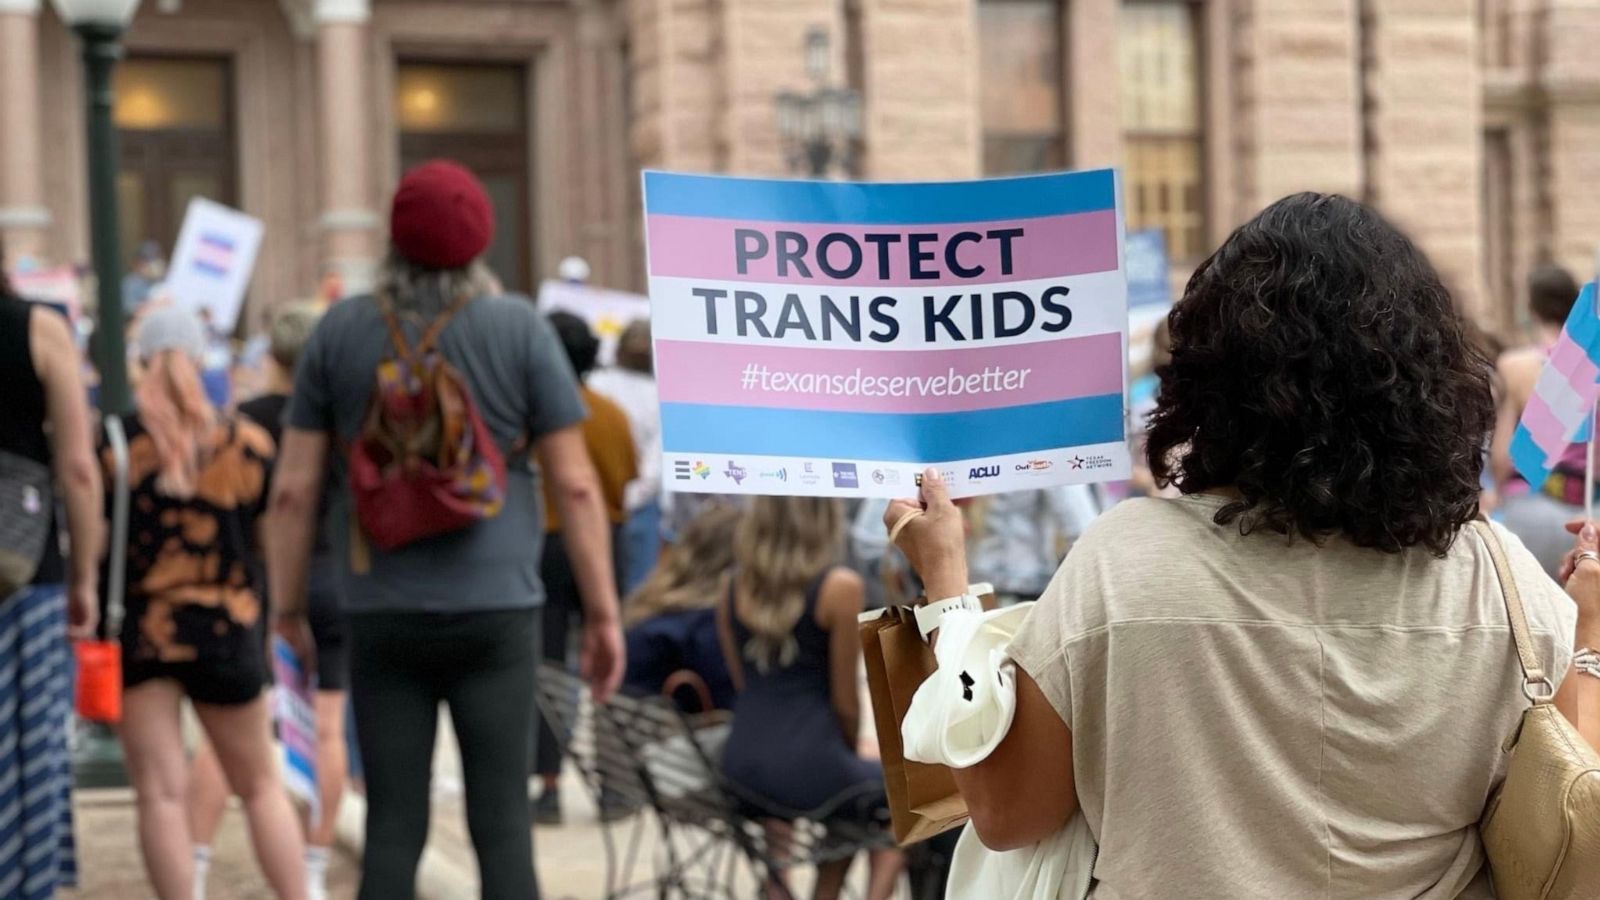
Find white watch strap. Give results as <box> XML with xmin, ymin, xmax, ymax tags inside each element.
<box><xmin>916</xmin><ymin>593</ymin><xmax>983</xmax><ymax>639</ymax></box>
<box><xmin>1576</xmin><ymin>648</ymin><xmax>1600</xmax><ymax>679</ymax></box>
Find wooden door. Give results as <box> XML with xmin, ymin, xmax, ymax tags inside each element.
<box><xmin>114</xmin><ymin>56</ymin><xmax>237</xmax><ymax>265</ymax></box>
<box><xmin>396</xmin><ymin>62</ymin><xmax>532</xmax><ymax>292</ymax></box>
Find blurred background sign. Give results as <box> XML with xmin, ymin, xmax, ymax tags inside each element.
<box><xmin>1125</xmin><ymin>228</ymin><xmax>1170</xmax><ymax>311</ymax></box>
<box><xmin>537</xmin><ymin>279</ymin><xmax>651</xmax><ymax>367</ymax></box>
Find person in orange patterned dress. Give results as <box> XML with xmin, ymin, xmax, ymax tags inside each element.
<box><xmin>102</xmin><ymin>307</ymin><xmax>307</xmax><ymax>900</ymax></box>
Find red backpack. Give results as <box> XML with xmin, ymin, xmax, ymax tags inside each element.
<box><xmin>349</xmin><ymin>295</ymin><xmax>507</xmax><ymax>552</ymax></box>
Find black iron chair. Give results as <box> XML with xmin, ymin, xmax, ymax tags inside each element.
<box><xmin>536</xmin><ymin>663</ymin><xmax>894</xmax><ymax>899</ymax></box>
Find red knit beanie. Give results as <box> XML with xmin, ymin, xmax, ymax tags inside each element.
<box><xmin>389</xmin><ymin>160</ymin><xmax>495</xmax><ymax>269</ymax></box>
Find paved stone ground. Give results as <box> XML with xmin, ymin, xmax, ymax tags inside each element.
<box><xmin>64</xmin><ymin>705</ymin><xmax>889</xmax><ymax>900</ymax></box>
<box><xmin>64</xmin><ymin>789</ymin><xmax>361</xmax><ymax>900</ymax></box>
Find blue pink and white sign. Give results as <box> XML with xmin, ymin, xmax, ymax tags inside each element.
<box><xmin>271</xmin><ymin>636</ymin><xmax>320</xmax><ymax>828</ymax></box>
<box><xmin>164</xmin><ymin>197</ymin><xmax>264</xmax><ymax>334</ymax></box>
<box><xmin>642</xmin><ymin>168</ymin><xmax>1131</xmax><ymax>498</ymax></box>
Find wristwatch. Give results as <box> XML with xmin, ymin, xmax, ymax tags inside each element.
<box><xmin>914</xmin><ymin>582</ymin><xmax>994</xmax><ymax>640</ymax></box>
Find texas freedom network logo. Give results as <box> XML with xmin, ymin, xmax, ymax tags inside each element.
<box><xmin>1068</xmin><ymin>454</ymin><xmax>1117</xmax><ymax>472</ymax></box>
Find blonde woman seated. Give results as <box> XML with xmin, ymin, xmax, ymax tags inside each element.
<box><xmin>623</xmin><ymin>503</ymin><xmax>741</xmax><ymax>710</ymax></box>
<box><xmin>717</xmin><ymin>497</ymin><xmax>904</xmax><ymax>900</ymax></box>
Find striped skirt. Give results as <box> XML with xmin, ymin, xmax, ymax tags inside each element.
<box><xmin>0</xmin><ymin>585</ymin><xmax>78</xmax><ymax>899</ymax></box>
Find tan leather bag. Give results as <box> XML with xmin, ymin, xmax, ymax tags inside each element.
<box><xmin>859</xmin><ymin>604</ymin><xmax>968</xmax><ymax>845</ymax></box>
<box><xmin>1472</xmin><ymin>520</ymin><xmax>1600</xmax><ymax>900</ymax></box>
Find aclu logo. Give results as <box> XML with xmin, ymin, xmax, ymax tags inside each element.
<box><xmin>968</xmin><ymin>464</ymin><xmax>1001</xmax><ymax>479</ymax></box>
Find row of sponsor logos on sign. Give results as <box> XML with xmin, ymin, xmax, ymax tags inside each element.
<box><xmin>670</xmin><ymin>452</ymin><xmax>1119</xmax><ymax>491</ymax></box>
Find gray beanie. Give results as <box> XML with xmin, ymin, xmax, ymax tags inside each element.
<box><xmin>136</xmin><ymin>306</ymin><xmax>207</xmax><ymax>363</ymax></box>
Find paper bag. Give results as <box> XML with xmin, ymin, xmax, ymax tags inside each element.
<box><xmin>860</xmin><ymin>605</ymin><xmax>969</xmax><ymax>845</ymax></box>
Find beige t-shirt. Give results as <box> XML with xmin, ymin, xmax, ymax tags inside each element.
<box><xmin>1007</xmin><ymin>495</ymin><xmax>1577</xmax><ymax>900</ymax></box>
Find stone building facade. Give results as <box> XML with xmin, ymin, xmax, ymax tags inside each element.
<box><xmin>0</xmin><ymin>0</ymin><xmax>1594</xmax><ymax>334</ymax></box>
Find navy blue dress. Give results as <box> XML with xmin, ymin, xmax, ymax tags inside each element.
<box><xmin>624</xmin><ymin>608</ymin><xmax>736</xmax><ymax>711</ymax></box>
<box><xmin>720</xmin><ymin>570</ymin><xmax>886</xmax><ymax>820</ymax></box>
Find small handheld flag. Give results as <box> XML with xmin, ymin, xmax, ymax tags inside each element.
<box><xmin>1508</xmin><ymin>282</ymin><xmax>1600</xmax><ymax>498</ymax></box>
<box><xmin>271</xmin><ymin>636</ymin><xmax>320</xmax><ymax>829</ymax></box>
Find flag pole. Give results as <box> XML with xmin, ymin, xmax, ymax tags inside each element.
<box><xmin>1592</xmin><ymin>245</ymin><xmax>1600</xmax><ymax>524</ymax></box>
<box><xmin>1588</xmin><ymin>403</ymin><xmax>1596</xmax><ymax>524</ymax></box>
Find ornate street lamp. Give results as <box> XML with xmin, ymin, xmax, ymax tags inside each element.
<box><xmin>53</xmin><ymin>0</ymin><xmax>139</xmax><ymax>792</ymax></box>
<box><xmin>52</xmin><ymin>0</ymin><xmax>141</xmax><ymax>415</ymax></box>
<box><xmin>775</xmin><ymin>27</ymin><xmax>862</xmax><ymax>178</ymax></box>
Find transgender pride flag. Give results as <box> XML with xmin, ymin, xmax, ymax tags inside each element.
<box><xmin>192</xmin><ymin>232</ymin><xmax>236</xmax><ymax>278</ymax></box>
<box><xmin>1510</xmin><ymin>282</ymin><xmax>1600</xmax><ymax>487</ymax></box>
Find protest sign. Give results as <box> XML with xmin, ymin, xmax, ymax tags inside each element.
<box><xmin>642</xmin><ymin>168</ymin><xmax>1130</xmax><ymax>499</ymax></box>
<box><xmin>271</xmin><ymin>636</ymin><xmax>319</xmax><ymax>827</ymax></box>
<box><xmin>1125</xmin><ymin>227</ymin><xmax>1172</xmax><ymax>332</ymax></box>
<box><xmin>11</xmin><ymin>266</ymin><xmax>83</xmax><ymax>320</ymax></box>
<box><xmin>536</xmin><ymin>279</ymin><xmax>651</xmax><ymax>366</ymax></box>
<box><xmin>165</xmin><ymin>198</ymin><xmax>263</xmax><ymax>334</ymax></box>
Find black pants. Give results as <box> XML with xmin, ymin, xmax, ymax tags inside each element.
<box><xmin>349</xmin><ymin>608</ymin><xmax>541</xmax><ymax>900</ymax></box>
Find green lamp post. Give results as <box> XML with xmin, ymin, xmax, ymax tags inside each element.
<box><xmin>53</xmin><ymin>0</ymin><xmax>141</xmax><ymax>790</ymax></box>
<box><xmin>52</xmin><ymin>0</ymin><xmax>141</xmax><ymax>416</ymax></box>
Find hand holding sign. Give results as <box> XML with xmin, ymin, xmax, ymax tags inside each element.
<box><xmin>885</xmin><ymin>467</ymin><xmax>969</xmax><ymax>600</ymax></box>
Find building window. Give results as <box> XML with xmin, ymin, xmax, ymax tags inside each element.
<box><xmin>1483</xmin><ymin>128</ymin><xmax>1516</xmax><ymax>331</ymax></box>
<box><xmin>979</xmin><ymin>0</ymin><xmax>1065</xmax><ymax>175</ymax></box>
<box><xmin>1121</xmin><ymin>1</ymin><xmax>1205</xmax><ymax>260</ymax></box>
<box><xmin>113</xmin><ymin>56</ymin><xmax>237</xmax><ymax>268</ymax></box>
<box><xmin>395</xmin><ymin>62</ymin><xmax>533</xmax><ymax>291</ymax></box>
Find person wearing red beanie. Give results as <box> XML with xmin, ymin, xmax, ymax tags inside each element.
<box><xmin>266</xmin><ymin>158</ymin><xmax>626</xmax><ymax>900</ymax></box>
<box><xmin>388</xmin><ymin>159</ymin><xmax>496</xmax><ymax>270</ymax></box>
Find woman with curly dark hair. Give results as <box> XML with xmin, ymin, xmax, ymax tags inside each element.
<box><xmin>887</xmin><ymin>193</ymin><xmax>1599</xmax><ymax>897</ymax></box>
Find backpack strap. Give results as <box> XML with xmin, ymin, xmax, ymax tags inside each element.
<box><xmin>376</xmin><ymin>292</ymin><xmax>473</xmax><ymax>362</ymax></box>
<box><xmin>417</xmin><ymin>294</ymin><xmax>473</xmax><ymax>356</ymax></box>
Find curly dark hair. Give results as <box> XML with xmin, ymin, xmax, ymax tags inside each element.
<box><xmin>1146</xmin><ymin>192</ymin><xmax>1494</xmax><ymax>556</ymax></box>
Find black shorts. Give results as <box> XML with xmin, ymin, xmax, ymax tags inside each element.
<box><xmin>307</xmin><ymin>575</ymin><xmax>350</xmax><ymax>692</ymax></box>
<box><xmin>124</xmin><ymin>654</ymin><xmax>267</xmax><ymax>706</ymax></box>
<box><xmin>255</xmin><ymin>560</ymin><xmax>350</xmax><ymax>691</ymax></box>
<box><xmin>121</xmin><ymin>600</ymin><xmax>269</xmax><ymax>706</ymax></box>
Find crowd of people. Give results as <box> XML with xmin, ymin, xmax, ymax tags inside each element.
<box><xmin>0</xmin><ymin>158</ymin><xmax>1597</xmax><ymax>900</ymax></box>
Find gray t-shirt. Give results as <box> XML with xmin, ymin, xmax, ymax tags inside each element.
<box><xmin>288</xmin><ymin>293</ymin><xmax>585</xmax><ymax>614</ymax></box>
<box><xmin>1008</xmin><ymin>495</ymin><xmax>1577</xmax><ymax>900</ymax></box>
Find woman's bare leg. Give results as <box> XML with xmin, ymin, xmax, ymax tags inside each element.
<box><xmin>812</xmin><ymin>857</ymin><xmax>852</xmax><ymax>900</ymax></box>
<box><xmin>194</xmin><ymin>696</ymin><xmax>308</xmax><ymax>900</ymax></box>
<box><xmin>187</xmin><ymin>738</ymin><xmax>230</xmax><ymax>841</ymax></box>
<box><xmin>307</xmin><ymin>691</ymin><xmax>348</xmax><ymax>848</ymax></box>
<box><xmin>864</xmin><ymin>847</ymin><xmax>905</xmax><ymax>900</ymax></box>
<box><xmin>119</xmin><ymin>681</ymin><xmax>195</xmax><ymax>900</ymax></box>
